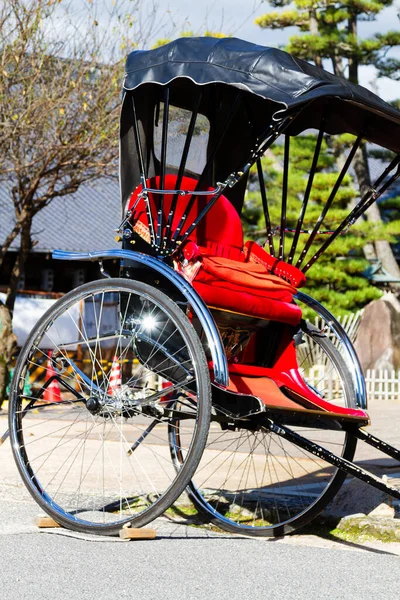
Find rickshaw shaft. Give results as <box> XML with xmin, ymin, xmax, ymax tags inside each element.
<box><xmin>354</xmin><ymin>427</ymin><xmax>400</xmax><ymax>462</ymax></box>
<box><xmin>267</xmin><ymin>419</ymin><xmax>400</xmax><ymax>501</ymax></box>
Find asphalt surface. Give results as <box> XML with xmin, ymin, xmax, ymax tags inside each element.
<box><xmin>1</xmin><ymin>401</ymin><xmax>400</xmax><ymax>599</ymax></box>
<box><xmin>0</xmin><ymin>498</ymin><xmax>399</xmax><ymax>600</ymax></box>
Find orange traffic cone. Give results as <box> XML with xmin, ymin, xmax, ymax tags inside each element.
<box><xmin>108</xmin><ymin>355</ymin><xmax>122</xmax><ymax>394</ymax></box>
<box><xmin>44</xmin><ymin>350</ymin><xmax>61</xmax><ymax>403</ymax></box>
<box><xmin>161</xmin><ymin>381</ymin><xmax>173</xmax><ymax>403</ymax></box>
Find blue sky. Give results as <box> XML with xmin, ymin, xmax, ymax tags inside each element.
<box><xmin>155</xmin><ymin>0</ymin><xmax>400</xmax><ymax>101</ymax></box>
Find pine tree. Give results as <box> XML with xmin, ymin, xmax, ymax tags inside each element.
<box><xmin>243</xmin><ymin>134</ymin><xmax>400</xmax><ymax>316</ymax></box>
<box><xmin>255</xmin><ymin>1</ymin><xmax>400</xmax><ymax>82</ymax></box>
<box><xmin>255</xmin><ymin>0</ymin><xmax>400</xmax><ymax>281</ymax></box>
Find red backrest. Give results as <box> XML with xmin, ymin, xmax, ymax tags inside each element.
<box><xmin>127</xmin><ymin>174</ymin><xmax>243</xmax><ymax>251</ymax></box>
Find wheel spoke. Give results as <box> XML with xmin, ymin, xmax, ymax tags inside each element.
<box><xmin>170</xmin><ymin>310</ymin><xmax>356</xmax><ymax>536</ymax></box>
<box><xmin>9</xmin><ymin>280</ymin><xmax>210</xmax><ymax>534</ymax></box>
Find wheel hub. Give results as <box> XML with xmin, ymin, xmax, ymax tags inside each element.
<box><xmin>86</xmin><ymin>396</ymin><xmax>103</xmax><ymax>415</ymax></box>
<box><xmin>85</xmin><ymin>385</ymin><xmax>164</xmax><ymax>419</ymax></box>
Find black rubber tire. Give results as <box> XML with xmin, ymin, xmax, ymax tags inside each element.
<box><xmin>9</xmin><ymin>278</ymin><xmax>211</xmax><ymax>535</ymax></box>
<box><xmin>169</xmin><ymin>325</ymin><xmax>357</xmax><ymax>537</ymax></box>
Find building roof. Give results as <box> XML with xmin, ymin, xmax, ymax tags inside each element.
<box><xmin>1</xmin><ymin>155</ymin><xmax>398</xmax><ymax>255</ymax></box>
<box><xmin>0</xmin><ymin>179</ymin><xmax>121</xmax><ymax>253</ymax></box>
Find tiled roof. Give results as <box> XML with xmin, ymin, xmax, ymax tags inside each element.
<box><xmin>0</xmin><ymin>179</ymin><xmax>121</xmax><ymax>253</ymax></box>
<box><xmin>1</xmin><ymin>157</ymin><xmax>399</xmax><ymax>254</ymax></box>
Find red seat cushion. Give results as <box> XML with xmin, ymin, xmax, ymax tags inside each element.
<box><xmin>193</xmin><ymin>280</ymin><xmax>302</xmax><ymax>324</ymax></box>
<box><xmin>196</xmin><ymin>255</ymin><xmax>296</xmax><ymax>301</ymax></box>
<box><xmin>244</xmin><ymin>241</ymin><xmax>306</xmax><ymax>288</ymax></box>
<box><xmin>192</xmin><ymin>252</ymin><xmax>302</xmax><ymax>324</ymax></box>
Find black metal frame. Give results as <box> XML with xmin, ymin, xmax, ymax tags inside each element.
<box><xmin>267</xmin><ymin>418</ymin><xmax>400</xmax><ymax>501</ymax></box>
<box><xmin>129</xmin><ymin>91</ymin><xmax>246</xmax><ymax>256</ymax></box>
<box><xmin>254</xmin><ymin>128</ymin><xmax>400</xmax><ymax>273</ymax></box>
<box><xmin>288</xmin><ymin>124</ymin><xmax>325</xmax><ymax>265</ymax></box>
<box><xmin>295</xmin><ymin>132</ymin><xmax>363</xmax><ymax>269</ymax></box>
<box><xmin>125</xmin><ymin>88</ymin><xmax>303</xmax><ymax>258</ymax></box>
<box><xmin>305</xmin><ymin>154</ymin><xmax>400</xmax><ymax>271</ymax></box>
<box><xmin>128</xmin><ymin>86</ymin><xmax>400</xmax><ymax>275</ymax></box>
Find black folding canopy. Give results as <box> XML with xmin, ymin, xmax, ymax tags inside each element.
<box><xmin>120</xmin><ymin>37</ymin><xmax>400</xmax><ymax>212</ymax></box>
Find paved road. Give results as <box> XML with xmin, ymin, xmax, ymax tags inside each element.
<box><xmin>1</xmin><ymin>447</ymin><xmax>400</xmax><ymax>600</ymax></box>
<box><xmin>0</xmin><ymin>498</ymin><xmax>399</xmax><ymax>600</ymax></box>
<box><xmin>1</xmin><ymin>400</ymin><xmax>399</xmax><ymax>600</ymax></box>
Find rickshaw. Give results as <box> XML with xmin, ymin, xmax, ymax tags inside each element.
<box><xmin>7</xmin><ymin>37</ymin><xmax>400</xmax><ymax>536</ymax></box>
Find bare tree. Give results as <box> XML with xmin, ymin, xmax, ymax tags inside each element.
<box><xmin>0</xmin><ymin>0</ymin><xmax>161</xmax><ymax>402</ymax></box>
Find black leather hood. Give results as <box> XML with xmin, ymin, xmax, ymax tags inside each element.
<box><xmin>119</xmin><ymin>37</ymin><xmax>400</xmax><ymax>210</ymax></box>
<box><xmin>124</xmin><ymin>37</ymin><xmax>400</xmax><ymax>153</ymax></box>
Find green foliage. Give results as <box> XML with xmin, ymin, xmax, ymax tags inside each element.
<box><xmin>152</xmin><ymin>38</ymin><xmax>172</xmax><ymax>48</ymax></box>
<box><xmin>255</xmin><ymin>10</ymin><xmax>309</xmax><ymax>30</ymax></box>
<box><xmin>242</xmin><ymin>134</ymin><xmax>396</xmax><ymax>315</ymax></box>
<box><xmin>256</xmin><ymin>1</ymin><xmax>400</xmax><ymax>79</ymax></box>
<box><xmin>254</xmin><ymin>0</ymin><xmax>400</xmax><ymax>313</ymax></box>
<box><xmin>152</xmin><ymin>31</ymin><xmax>230</xmax><ymax>50</ymax></box>
<box><xmin>376</xmin><ymin>56</ymin><xmax>400</xmax><ymax>80</ymax></box>
<box><xmin>203</xmin><ymin>31</ymin><xmax>231</xmax><ymax>38</ymax></box>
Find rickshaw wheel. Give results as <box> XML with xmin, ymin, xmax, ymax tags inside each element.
<box><xmin>169</xmin><ymin>321</ymin><xmax>357</xmax><ymax>536</ymax></box>
<box><xmin>9</xmin><ymin>278</ymin><xmax>210</xmax><ymax>535</ymax></box>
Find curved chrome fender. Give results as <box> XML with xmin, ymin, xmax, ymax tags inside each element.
<box><xmin>53</xmin><ymin>249</ymin><xmax>229</xmax><ymax>387</ymax></box>
<box><xmin>295</xmin><ymin>291</ymin><xmax>367</xmax><ymax>409</ymax></box>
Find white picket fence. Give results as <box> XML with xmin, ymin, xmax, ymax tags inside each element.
<box><xmin>305</xmin><ymin>366</ymin><xmax>400</xmax><ymax>402</ymax></box>
<box><xmin>365</xmin><ymin>369</ymin><xmax>400</xmax><ymax>401</ymax></box>
<box><xmin>297</xmin><ymin>311</ymin><xmax>362</xmax><ymax>372</ymax></box>
<box><xmin>306</xmin><ymin>365</ymin><xmax>345</xmax><ymax>403</ymax></box>
<box><xmin>301</xmin><ymin>311</ymin><xmax>400</xmax><ymax>402</ymax></box>
<box><xmin>310</xmin><ymin>311</ymin><xmax>362</xmax><ymax>344</ymax></box>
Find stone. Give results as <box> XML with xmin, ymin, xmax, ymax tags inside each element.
<box><xmin>355</xmin><ymin>292</ymin><xmax>400</xmax><ymax>371</ymax></box>
<box><xmin>324</xmin><ymin>478</ymin><xmax>396</xmax><ymax>519</ymax></box>
<box><xmin>369</xmin><ymin>502</ymin><xmax>395</xmax><ymax>518</ymax></box>
<box><xmin>337</xmin><ymin>515</ymin><xmax>400</xmax><ymax>542</ymax></box>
